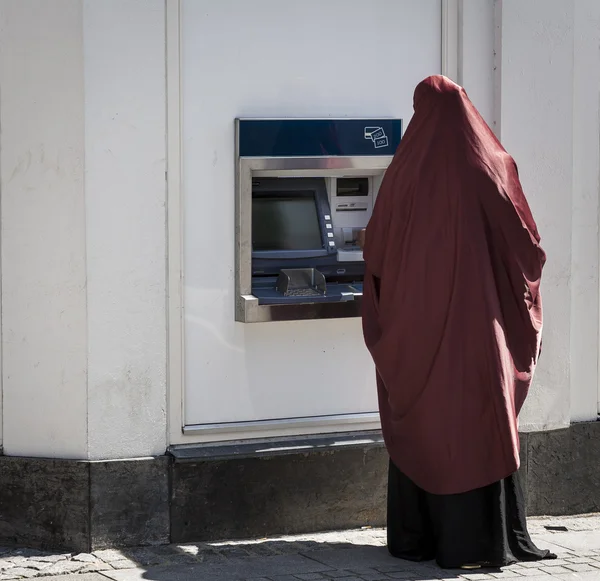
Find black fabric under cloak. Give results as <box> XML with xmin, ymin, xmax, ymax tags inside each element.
<box><xmin>387</xmin><ymin>460</ymin><xmax>557</xmax><ymax>569</ymax></box>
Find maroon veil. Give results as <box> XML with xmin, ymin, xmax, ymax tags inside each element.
<box><xmin>362</xmin><ymin>76</ymin><xmax>546</xmax><ymax>495</ymax></box>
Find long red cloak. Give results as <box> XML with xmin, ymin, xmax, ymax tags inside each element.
<box><xmin>362</xmin><ymin>76</ymin><xmax>546</xmax><ymax>495</ymax></box>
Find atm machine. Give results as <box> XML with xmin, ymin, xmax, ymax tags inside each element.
<box><xmin>235</xmin><ymin>118</ymin><xmax>402</xmax><ymax>323</ymax></box>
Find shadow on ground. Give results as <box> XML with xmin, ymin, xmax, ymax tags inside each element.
<box><xmin>103</xmin><ymin>538</ymin><xmax>490</xmax><ymax>581</ymax></box>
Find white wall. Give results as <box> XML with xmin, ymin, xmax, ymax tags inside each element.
<box><xmin>180</xmin><ymin>0</ymin><xmax>442</xmax><ymax>433</ymax></box>
<box><xmin>0</xmin><ymin>0</ymin><xmax>597</xmax><ymax>459</ymax></box>
<box><xmin>462</xmin><ymin>0</ymin><xmax>600</xmax><ymax>427</ymax></box>
<box><xmin>460</xmin><ymin>0</ymin><xmax>495</xmax><ymax>126</ymax></box>
<box><xmin>0</xmin><ymin>0</ymin><xmax>88</xmax><ymax>457</ymax></box>
<box><xmin>0</xmin><ymin>0</ymin><xmax>167</xmax><ymax>460</ymax></box>
<box><xmin>497</xmin><ymin>0</ymin><xmax>575</xmax><ymax>431</ymax></box>
<box><xmin>178</xmin><ymin>0</ymin><xmax>599</xmax><ymax>438</ymax></box>
<box><xmin>83</xmin><ymin>0</ymin><xmax>167</xmax><ymax>460</ymax></box>
<box><xmin>570</xmin><ymin>0</ymin><xmax>600</xmax><ymax>421</ymax></box>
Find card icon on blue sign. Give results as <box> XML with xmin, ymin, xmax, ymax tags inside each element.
<box><xmin>364</xmin><ymin>126</ymin><xmax>389</xmax><ymax>149</ymax></box>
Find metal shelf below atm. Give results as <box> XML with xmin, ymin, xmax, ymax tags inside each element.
<box><xmin>237</xmin><ymin>268</ymin><xmax>363</xmax><ymax>322</ymax></box>
<box><xmin>236</xmin><ymin>267</ymin><xmax>364</xmax><ymax>322</ymax></box>
<box><xmin>237</xmin><ymin>293</ymin><xmax>364</xmax><ymax>323</ymax></box>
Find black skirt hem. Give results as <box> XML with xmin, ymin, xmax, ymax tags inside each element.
<box><xmin>387</xmin><ymin>459</ymin><xmax>557</xmax><ymax>570</ymax></box>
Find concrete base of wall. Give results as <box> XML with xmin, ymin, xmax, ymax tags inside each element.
<box><xmin>0</xmin><ymin>422</ymin><xmax>598</xmax><ymax>552</ymax></box>
<box><xmin>0</xmin><ymin>456</ymin><xmax>170</xmax><ymax>552</ymax></box>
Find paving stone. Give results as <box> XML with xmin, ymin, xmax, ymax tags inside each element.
<box><xmin>515</xmin><ymin>562</ymin><xmax>549</xmax><ymax>569</ymax></box>
<box><xmin>174</xmin><ymin>545</ymin><xmax>200</xmax><ymax>556</ymax></box>
<box><xmin>489</xmin><ymin>570</ymin><xmax>525</xmax><ymax>579</ymax></box>
<box><xmin>2</xmin><ymin>568</ymin><xmax>37</xmax><ymax>579</ymax></box>
<box><xmin>9</xmin><ymin>552</ymin><xmax>43</xmax><ymax>560</ymax></box>
<box><xmin>373</xmin><ymin>559</ymin><xmax>414</xmax><ymax>573</ymax></box>
<box><xmin>234</xmin><ymin>544</ymin><xmax>272</xmax><ymax>558</ymax></box>
<box><xmin>346</xmin><ymin>568</ymin><xmax>391</xmax><ymax>579</ymax></box>
<box><xmin>118</xmin><ymin>549</ymin><xmax>163</xmax><ymax>567</ymax></box>
<box><xmin>91</xmin><ymin>549</ymin><xmax>125</xmax><ymax>563</ymax></box>
<box><xmin>388</xmin><ymin>571</ymin><xmax>440</xmax><ymax>581</ymax></box>
<box><xmin>70</xmin><ymin>554</ymin><xmax>98</xmax><ymax>563</ymax></box>
<box><xmin>102</xmin><ymin>555</ymin><xmax>331</xmax><ymax>581</ymax></box>
<box><xmin>0</xmin><ymin>561</ymin><xmax>15</xmax><ymax>572</ymax></box>
<box><xmin>216</xmin><ymin>547</ymin><xmax>254</xmax><ymax>559</ymax></box>
<box><xmin>77</xmin><ymin>562</ymin><xmax>113</xmax><ymax>574</ymax></box>
<box><xmin>348</xmin><ymin>573</ymin><xmax>389</xmax><ymax>581</ymax></box>
<box><xmin>563</xmin><ymin>563</ymin><xmax>597</xmax><ymax>572</ymax></box>
<box><xmin>18</xmin><ymin>562</ymin><xmax>50</xmax><ymax>572</ymax></box>
<box><xmin>39</xmin><ymin>561</ymin><xmax>86</xmax><ymax>576</ymax></box>
<box><xmin>491</xmin><ymin>566</ymin><xmax>525</xmax><ymax>575</ymax></box>
<box><xmin>552</xmin><ymin>574</ymin><xmax>600</xmax><ymax>580</ymax></box>
<box><xmin>31</xmin><ymin>576</ymin><xmax>109</xmax><ymax>581</ymax></box>
<box><xmin>301</xmin><ymin>547</ymin><xmax>400</xmax><ymax>570</ymax></box>
<box><xmin>162</xmin><ymin>553</ymin><xmax>200</xmax><ymax>566</ymax></box>
<box><xmin>32</xmin><ymin>556</ymin><xmax>70</xmax><ymax>564</ymax></box>
<box><xmin>501</xmin><ymin>577</ymin><xmax>552</xmax><ymax>581</ymax></box>
<box><xmin>586</xmin><ymin>562</ymin><xmax>600</xmax><ymax>569</ymax></box>
<box><xmin>108</xmin><ymin>560</ymin><xmax>138</xmax><ymax>570</ymax></box>
<box><xmin>4</xmin><ymin>559</ymin><xmax>30</xmax><ymax>567</ymax></box>
<box><xmin>565</xmin><ymin>557</ymin><xmax>593</xmax><ymax>565</ymax></box>
<box><xmin>509</xmin><ymin>567</ymin><xmax>548</xmax><ymax>577</ymax></box>
<box><xmin>538</xmin><ymin>565</ymin><xmax>573</xmax><ymax>575</ymax></box>
<box><xmin>537</xmin><ymin>532</ymin><xmax>600</xmax><ymax>553</ymax></box>
<box><xmin>539</xmin><ymin>559</ymin><xmax>570</xmax><ymax>567</ymax></box>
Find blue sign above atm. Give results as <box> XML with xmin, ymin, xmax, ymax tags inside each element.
<box><xmin>237</xmin><ymin>118</ymin><xmax>403</xmax><ymax>158</ymax></box>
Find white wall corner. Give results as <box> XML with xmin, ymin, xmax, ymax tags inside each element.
<box><xmin>460</xmin><ymin>0</ymin><xmax>495</xmax><ymax>127</ymax></box>
<box><xmin>166</xmin><ymin>0</ymin><xmax>185</xmax><ymax>447</ymax></box>
<box><xmin>0</xmin><ymin>0</ymin><xmax>89</xmax><ymax>458</ymax></box>
<box><xmin>444</xmin><ymin>0</ymin><xmax>496</xmax><ymax>127</ymax></box>
<box><xmin>571</xmin><ymin>0</ymin><xmax>600</xmax><ymax>421</ymax></box>
<box><xmin>492</xmin><ymin>0</ymin><xmax>503</xmax><ymax>138</ymax></box>
<box><xmin>442</xmin><ymin>0</ymin><xmax>461</xmax><ymax>83</ymax></box>
<box><xmin>84</xmin><ymin>0</ymin><xmax>168</xmax><ymax>460</ymax></box>
<box><xmin>497</xmin><ymin>0</ymin><xmax>574</xmax><ymax>432</ymax></box>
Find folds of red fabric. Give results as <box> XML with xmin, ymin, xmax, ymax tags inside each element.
<box><xmin>362</xmin><ymin>75</ymin><xmax>546</xmax><ymax>495</ymax></box>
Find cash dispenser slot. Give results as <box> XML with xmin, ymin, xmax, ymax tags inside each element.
<box><xmin>277</xmin><ymin>269</ymin><xmax>326</xmax><ymax>298</ymax></box>
<box><xmin>235</xmin><ymin>118</ymin><xmax>402</xmax><ymax>323</ymax></box>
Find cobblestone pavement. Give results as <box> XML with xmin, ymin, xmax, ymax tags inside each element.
<box><xmin>0</xmin><ymin>515</ymin><xmax>599</xmax><ymax>580</ymax></box>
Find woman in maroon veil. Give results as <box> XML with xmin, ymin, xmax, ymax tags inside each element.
<box><xmin>360</xmin><ymin>76</ymin><xmax>555</xmax><ymax>570</ymax></box>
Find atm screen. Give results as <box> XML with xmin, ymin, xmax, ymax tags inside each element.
<box><xmin>252</xmin><ymin>192</ymin><xmax>323</xmax><ymax>251</ymax></box>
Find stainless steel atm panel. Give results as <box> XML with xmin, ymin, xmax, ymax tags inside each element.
<box><xmin>235</xmin><ymin>118</ymin><xmax>402</xmax><ymax>323</ymax></box>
